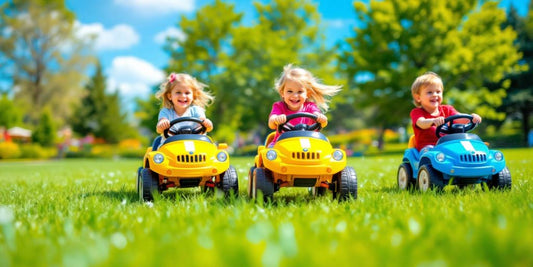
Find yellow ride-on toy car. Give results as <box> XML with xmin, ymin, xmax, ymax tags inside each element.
<box><xmin>248</xmin><ymin>113</ymin><xmax>357</xmax><ymax>201</ymax></box>
<box><xmin>137</xmin><ymin>117</ymin><xmax>238</xmax><ymax>201</ymax></box>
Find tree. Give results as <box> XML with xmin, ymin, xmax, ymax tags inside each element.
<box><xmin>0</xmin><ymin>93</ymin><xmax>21</xmax><ymax>128</ymax></box>
<box><xmin>159</xmin><ymin>0</ymin><xmax>337</xmax><ymax>142</ymax></box>
<box><xmin>32</xmin><ymin>107</ymin><xmax>55</xmax><ymax>147</ymax></box>
<box><xmin>340</xmin><ymin>0</ymin><xmax>522</xmax><ymax>147</ymax></box>
<box><xmin>498</xmin><ymin>4</ymin><xmax>533</xmax><ymax>145</ymax></box>
<box><xmin>72</xmin><ymin>62</ymin><xmax>130</xmax><ymax>143</ymax></box>
<box><xmin>0</xmin><ymin>0</ymin><xmax>93</xmax><ymax>126</ymax></box>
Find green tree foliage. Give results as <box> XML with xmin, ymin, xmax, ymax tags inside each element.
<box><xmin>32</xmin><ymin>107</ymin><xmax>55</xmax><ymax>147</ymax></box>
<box><xmin>499</xmin><ymin>4</ymin><xmax>533</xmax><ymax>145</ymax></box>
<box><xmin>135</xmin><ymin>86</ymin><xmax>160</xmax><ymax>140</ymax></box>
<box><xmin>340</xmin><ymin>0</ymin><xmax>522</xmax><ymax>134</ymax></box>
<box><xmin>72</xmin><ymin>62</ymin><xmax>130</xmax><ymax>144</ymax></box>
<box><xmin>0</xmin><ymin>0</ymin><xmax>93</xmax><ymax>126</ymax></box>
<box><xmin>157</xmin><ymin>0</ymin><xmax>337</xmax><ymax>142</ymax></box>
<box><xmin>0</xmin><ymin>93</ymin><xmax>21</xmax><ymax>128</ymax></box>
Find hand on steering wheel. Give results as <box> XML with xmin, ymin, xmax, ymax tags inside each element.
<box><xmin>435</xmin><ymin>114</ymin><xmax>478</xmax><ymax>138</ymax></box>
<box><xmin>163</xmin><ymin>117</ymin><xmax>207</xmax><ymax>138</ymax></box>
<box><xmin>277</xmin><ymin>112</ymin><xmax>322</xmax><ymax>134</ymax></box>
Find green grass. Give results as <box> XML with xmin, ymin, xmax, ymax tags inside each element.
<box><xmin>0</xmin><ymin>148</ymin><xmax>532</xmax><ymax>266</ymax></box>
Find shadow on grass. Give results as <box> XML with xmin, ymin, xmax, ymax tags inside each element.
<box><xmin>79</xmin><ymin>186</ymin><xmax>247</xmax><ymax>205</ymax></box>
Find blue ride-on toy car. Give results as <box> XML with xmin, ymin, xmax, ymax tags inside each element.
<box><xmin>397</xmin><ymin>114</ymin><xmax>511</xmax><ymax>192</ymax></box>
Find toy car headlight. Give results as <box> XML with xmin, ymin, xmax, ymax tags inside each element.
<box><xmin>332</xmin><ymin>150</ymin><xmax>344</xmax><ymax>161</ymax></box>
<box><xmin>153</xmin><ymin>153</ymin><xmax>164</xmax><ymax>164</ymax></box>
<box><xmin>266</xmin><ymin>150</ymin><xmax>277</xmax><ymax>161</ymax></box>
<box><xmin>436</xmin><ymin>152</ymin><xmax>445</xmax><ymax>162</ymax></box>
<box><xmin>217</xmin><ymin>151</ymin><xmax>228</xmax><ymax>162</ymax></box>
<box><xmin>494</xmin><ymin>152</ymin><xmax>503</xmax><ymax>161</ymax></box>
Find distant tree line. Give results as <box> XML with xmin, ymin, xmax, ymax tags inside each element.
<box><xmin>1</xmin><ymin>0</ymin><xmax>532</xmax><ymax>147</ymax></box>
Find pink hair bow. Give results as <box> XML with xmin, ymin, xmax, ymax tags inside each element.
<box><xmin>168</xmin><ymin>73</ymin><xmax>176</xmax><ymax>83</ymax></box>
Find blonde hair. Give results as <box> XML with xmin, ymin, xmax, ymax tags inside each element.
<box><xmin>156</xmin><ymin>73</ymin><xmax>214</xmax><ymax>109</ymax></box>
<box><xmin>411</xmin><ymin>71</ymin><xmax>443</xmax><ymax>107</ymax></box>
<box><xmin>275</xmin><ymin>64</ymin><xmax>341</xmax><ymax>112</ymax></box>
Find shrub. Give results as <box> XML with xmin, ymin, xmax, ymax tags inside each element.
<box><xmin>18</xmin><ymin>143</ymin><xmax>52</xmax><ymax>159</ymax></box>
<box><xmin>0</xmin><ymin>142</ymin><xmax>21</xmax><ymax>159</ymax></box>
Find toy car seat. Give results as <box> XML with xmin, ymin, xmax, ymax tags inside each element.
<box><xmin>265</xmin><ymin>132</ymin><xmax>275</xmax><ymax>147</ymax></box>
<box><xmin>152</xmin><ymin>136</ymin><xmax>162</xmax><ymax>151</ymax></box>
<box><xmin>408</xmin><ymin>135</ymin><xmax>416</xmax><ymax>148</ymax></box>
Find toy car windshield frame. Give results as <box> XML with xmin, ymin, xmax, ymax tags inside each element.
<box><xmin>163</xmin><ymin>134</ymin><xmax>213</xmax><ymax>145</ymax></box>
<box><xmin>436</xmin><ymin>133</ymin><xmax>481</xmax><ymax>146</ymax></box>
<box><xmin>276</xmin><ymin>131</ymin><xmax>328</xmax><ymax>142</ymax></box>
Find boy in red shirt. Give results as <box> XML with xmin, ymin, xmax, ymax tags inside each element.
<box><xmin>410</xmin><ymin>72</ymin><xmax>482</xmax><ymax>151</ymax></box>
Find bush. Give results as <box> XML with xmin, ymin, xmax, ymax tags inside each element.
<box><xmin>0</xmin><ymin>142</ymin><xmax>21</xmax><ymax>159</ymax></box>
<box><xmin>18</xmin><ymin>143</ymin><xmax>54</xmax><ymax>159</ymax></box>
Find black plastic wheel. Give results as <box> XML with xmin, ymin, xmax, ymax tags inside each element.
<box><xmin>221</xmin><ymin>165</ymin><xmax>239</xmax><ymax>197</ymax></box>
<box><xmin>397</xmin><ymin>162</ymin><xmax>414</xmax><ymax>190</ymax></box>
<box><xmin>417</xmin><ymin>164</ymin><xmax>444</xmax><ymax>192</ymax></box>
<box><xmin>334</xmin><ymin>166</ymin><xmax>358</xmax><ymax>201</ymax></box>
<box><xmin>253</xmin><ymin>167</ymin><xmax>274</xmax><ymax>202</ymax></box>
<box><xmin>139</xmin><ymin>168</ymin><xmax>159</xmax><ymax>201</ymax></box>
<box><xmin>488</xmin><ymin>166</ymin><xmax>511</xmax><ymax>190</ymax></box>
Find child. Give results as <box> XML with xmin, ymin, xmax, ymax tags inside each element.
<box><xmin>155</xmin><ymin>73</ymin><xmax>214</xmax><ymax>144</ymax></box>
<box><xmin>268</xmin><ymin>64</ymin><xmax>341</xmax><ymax>146</ymax></box>
<box><xmin>410</xmin><ymin>72</ymin><xmax>482</xmax><ymax>151</ymax></box>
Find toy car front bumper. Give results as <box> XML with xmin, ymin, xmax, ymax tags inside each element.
<box><xmin>149</xmin><ymin>162</ymin><xmax>229</xmax><ymax>177</ymax></box>
<box><xmin>263</xmin><ymin>160</ymin><xmax>345</xmax><ymax>176</ymax></box>
<box><xmin>437</xmin><ymin>165</ymin><xmax>499</xmax><ymax>177</ymax></box>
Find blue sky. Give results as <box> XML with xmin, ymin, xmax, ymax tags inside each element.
<box><xmin>11</xmin><ymin>0</ymin><xmax>529</xmax><ymax>103</ymax></box>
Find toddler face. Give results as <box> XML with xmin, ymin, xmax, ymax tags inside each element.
<box><xmin>282</xmin><ymin>80</ymin><xmax>307</xmax><ymax>111</ymax></box>
<box><xmin>168</xmin><ymin>84</ymin><xmax>193</xmax><ymax>112</ymax></box>
<box><xmin>416</xmin><ymin>84</ymin><xmax>442</xmax><ymax>112</ymax></box>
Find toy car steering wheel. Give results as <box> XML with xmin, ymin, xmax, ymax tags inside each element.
<box><xmin>163</xmin><ymin>117</ymin><xmax>207</xmax><ymax>138</ymax></box>
<box><xmin>277</xmin><ymin>112</ymin><xmax>322</xmax><ymax>134</ymax></box>
<box><xmin>435</xmin><ymin>114</ymin><xmax>478</xmax><ymax>138</ymax></box>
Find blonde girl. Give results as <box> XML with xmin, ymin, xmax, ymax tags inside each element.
<box><xmin>268</xmin><ymin>64</ymin><xmax>341</xmax><ymax>145</ymax></box>
<box><xmin>155</xmin><ymin>73</ymin><xmax>214</xmax><ymax>136</ymax></box>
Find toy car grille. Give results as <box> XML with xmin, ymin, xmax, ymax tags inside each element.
<box><xmin>459</xmin><ymin>153</ymin><xmax>487</xmax><ymax>163</ymax></box>
<box><xmin>177</xmin><ymin>154</ymin><xmax>207</xmax><ymax>163</ymax></box>
<box><xmin>292</xmin><ymin>152</ymin><xmax>320</xmax><ymax>160</ymax></box>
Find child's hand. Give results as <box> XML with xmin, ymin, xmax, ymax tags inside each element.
<box><xmin>314</xmin><ymin>112</ymin><xmax>328</xmax><ymax>127</ymax></box>
<box><xmin>433</xmin><ymin>117</ymin><xmax>445</xmax><ymax>126</ymax></box>
<box><xmin>201</xmin><ymin>118</ymin><xmax>213</xmax><ymax>132</ymax></box>
<box><xmin>156</xmin><ymin>118</ymin><xmax>170</xmax><ymax>133</ymax></box>
<box><xmin>472</xmin><ymin>113</ymin><xmax>482</xmax><ymax>124</ymax></box>
<box><xmin>270</xmin><ymin>114</ymin><xmax>287</xmax><ymax>125</ymax></box>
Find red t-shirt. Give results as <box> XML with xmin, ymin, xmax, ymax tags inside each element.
<box><xmin>269</xmin><ymin>101</ymin><xmax>321</xmax><ymax>146</ymax></box>
<box><xmin>410</xmin><ymin>105</ymin><xmax>458</xmax><ymax>151</ymax></box>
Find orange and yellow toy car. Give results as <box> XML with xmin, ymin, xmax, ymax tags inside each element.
<box><xmin>248</xmin><ymin>113</ymin><xmax>357</xmax><ymax>201</ymax></box>
<box><xmin>137</xmin><ymin>117</ymin><xmax>238</xmax><ymax>201</ymax></box>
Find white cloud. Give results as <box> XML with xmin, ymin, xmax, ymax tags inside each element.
<box><xmin>325</xmin><ymin>19</ymin><xmax>355</xmax><ymax>29</ymax></box>
<box><xmin>76</xmin><ymin>22</ymin><xmax>139</xmax><ymax>51</ymax></box>
<box><xmin>114</xmin><ymin>0</ymin><xmax>195</xmax><ymax>14</ymax></box>
<box><xmin>154</xmin><ymin>27</ymin><xmax>186</xmax><ymax>44</ymax></box>
<box><xmin>107</xmin><ymin>56</ymin><xmax>165</xmax><ymax>98</ymax></box>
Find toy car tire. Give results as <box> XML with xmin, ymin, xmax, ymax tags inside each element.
<box><xmin>488</xmin><ymin>166</ymin><xmax>511</xmax><ymax>190</ymax></box>
<box><xmin>139</xmin><ymin>168</ymin><xmax>159</xmax><ymax>201</ymax></box>
<box><xmin>397</xmin><ymin>163</ymin><xmax>414</xmax><ymax>190</ymax></box>
<box><xmin>221</xmin><ymin>165</ymin><xmax>239</xmax><ymax>197</ymax></box>
<box><xmin>252</xmin><ymin>167</ymin><xmax>274</xmax><ymax>202</ymax></box>
<box><xmin>334</xmin><ymin>166</ymin><xmax>358</xmax><ymax>201</ymax></box>
<box><xmin>417</xmin><ymin>164</ymin><xmax>444</xmax><ymax>192</ymax></box>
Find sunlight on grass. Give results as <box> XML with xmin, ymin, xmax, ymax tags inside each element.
<box><xmin>0</xmin><ymin>148</ymin><xmax>532</xmax><ymax>266</ymax></box>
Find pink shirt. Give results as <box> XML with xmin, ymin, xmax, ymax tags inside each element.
<box><xmin>411</xmin><ymin>105</ymin><xmax>458</xmax><ymax>151</ymax></box>
<box><xmin>269</xmin><ymin>101</ymin><xmax>321</xmax><ymax>146</ymax></box>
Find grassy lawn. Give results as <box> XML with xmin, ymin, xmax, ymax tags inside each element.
<box><xmin>0</xmin><ymin>148</ymin><xmax>532</xmax><ymax>266</ymax></box>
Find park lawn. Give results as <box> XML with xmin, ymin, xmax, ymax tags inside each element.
<box><xmin>0</xmin><ymin>148</ymin><xmax>532</xmax><ymax>266</ymax></box>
